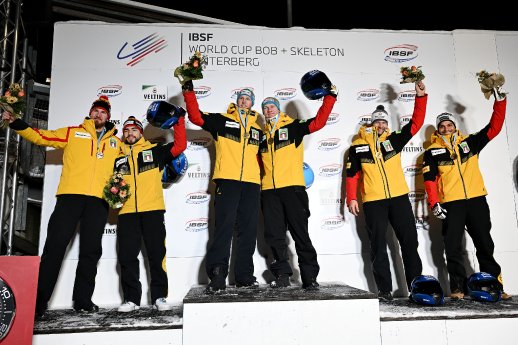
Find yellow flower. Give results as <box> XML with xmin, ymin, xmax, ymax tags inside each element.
<box><xmin>6</xmin><ymin>96</ymin><xmax>18</xmax><ymax>104</ymax></box>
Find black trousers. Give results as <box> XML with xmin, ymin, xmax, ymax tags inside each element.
<box><xmin>363</xmin><ymin>194</ymin><xmax>422</xmax><ymax>293</ymax></box>
<box><xmin>117</xmin><ymin>210</ymin><xmax>168</xmax><ymax>305</ymax></box>
<box><xmin>442</xmin><ymin>196</ymin><xmax>501</xmax><ymax>292</ymax></box>
<box><xmin>261</xmin><ymin>186</ymin><xmax>319</xmax><ymax>284</ymax></box>
<box><xmin>37</xmin><ymin>194</ymin><xmax>108</xmax><ymax>307</ymax></box>
<box><xmin>205</xmin><ymin>179</ymin><xmax>260</xmax><ymax>284</ymax></box>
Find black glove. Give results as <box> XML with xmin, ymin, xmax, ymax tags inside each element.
<box><xmin>182</xmin><ymin>80</ymin><xmax>193</xmax><ymax>92</ymax></box>
<box><xmin>432</xmin><ymin>203</ymin><xmax>447</xmax><ymax>220</ymax></box>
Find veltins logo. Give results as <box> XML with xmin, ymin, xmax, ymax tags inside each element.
<box><xmin>232</xmin><ymin>87</ymin><xmax>255</xmax><ymax>102</ymax></box>
<box><xmin>326</xmin><ymin>113</ymin><xmax>340</xmax><ymax>125</ymax></box>
<box><xmin>399</xmin><ymin>114</ymin><xmax>412</xmax><ymax>128</ymax></box>
<box><xmin>117</xmin><ymin>33</ymin><xmax>168</xmax><ymax>67</ymax></box>
<box><xmin>188</xmin><ymin>137</ymin><xmax>213</xmax><ymax>151</ymax></box>
<box><xmin>194</xmin><ymin>86</ymin><xmax>212</xmax><ymax>99</ymax></box>
<box><xmin>384</xmin><ymin>44</ymin><xmax>418</xmax><ymax>63</ymax></box>
<box><xmin>187</xmin><ymin>163</ymin><xmax>211</xmax><ymax>180</ymax></box>
<box><xmin>408</xmin><ymin>190</ymin><xmax>426</xmax><ymax>203</ymax></box>
<box><xmin>357</xmin><ymin>89</ymin><xmax>380</xmax><ymax>101</ymax></box>
<box><xmin>398</xmin><ymin>90</ymin><xmax>416</xmax><ymax>102</ymax></box>
<box><xmin>357</xmin><ymin>114</ymin><xmax>372</xmax><ymax>125</ymax></box>
<box><xmin>317</xmin><ymin>138</ymin><xmax>341</xmax><ymax>151</ymax></box>
<box><xmin>186</xmin><ymin>191</ymin><xmax>210</xmax><ymax>204</ymax></box>
<box><xmin>318</xmin><ymin>163</ymin><xmax>342</xmax><ymax>177</ymax></box>
<box><xmin>274</xmin><ymin>88</ymin><xmax>297</xmax><ymax>100</ymax></box>
<box><xmin>321</xmin><ymin>216</ymin><xmax>345</xmax><ymax>230</ymax></box>
<box><xmin>97</xmin><ymin>85</ymin><xmax>122</xmax><ymax>97</ymax></box>
<box><xmin>104</xmin><ymin>226</ymin><xmax>117</xmax><ymax>235</ymax></box>
<box><xmin>142</xmin><ymin>85</ymin><xmax>167</xmax><ymax>101</ymax></box>
<box><xmin>404</xmin><ymin>165</ymin><xmax>422</xmax><ymax>177</ymax></box>
<box><xmin>185</xmin><ymin>218</ymin><xmax>209</xmax><ymax>232</ymax></box>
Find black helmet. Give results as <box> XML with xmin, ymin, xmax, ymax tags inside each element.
<box><xmin>162</xmin><ymin>152</ymin><xmax>188</xmax><ymax>187</ymax></box>
<box><xmin>146</xmin><ymin>101</ymin><xmax>185</xmax><ymax>129</ymax></box>
<box><xmin>467</xmin><ymin>272</ymin><xmax>502</xmax><ymax>302</ymax></box>
<box><xmin>300</xmin><ymin>70</ymin><xmax>332</xmax><ymax>100</ymax></box>
<box><xmin>410</xmin><ymin>275</ymin><xmax>444</xmax><ymax>306</ymax></box>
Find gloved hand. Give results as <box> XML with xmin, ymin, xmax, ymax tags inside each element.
<box><xmin>182</xmin><ymin>80</ymin><xmax>194</xmax><ymax>92</ymax></box>
<box><xmin>432</xmin><ymin>202</ymin><xmax>447</xmax><ymax>220</ymax></box>
<box><xmin>328</xmin><ymin>84</ymin><xmax>338</xmax><ymax>98</ymax></box>
<box><xmin>493</xmin><ymin>86</ymin><xmax>507</xmax><ymax>101</ymax></box>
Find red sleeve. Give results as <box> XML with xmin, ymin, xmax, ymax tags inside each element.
<box><xmin>170</xmin><ymin>116</ymin><xmax>187</xmax><ymax>157</ymax></box>
<box><xmin>308</xmin><ymin>95</ymin><xmax>336</xmax><ymax>133</ymax></box>
<box><xmin>410</xmin><ymin>94</ymin><xmax>428</xmax><ymax>136</ymax></box>
<box><xmin>424</xmin><ymin>179</ymin><xmax>440</xmax><ymax>209</ymax></box>
<box><xmin>183</xmin><ymin>91</ymin><xmax>204</xmax><ymax>126</ymax></box>
<box><xmin>486</xmin><ymin>98</ymin><xmax>506</xmax><ymax>141</ymax></box>
<box><xmin>345</xmin><ymin>172</ymin><xmax>360</xmax><ymax>206</ymax></box>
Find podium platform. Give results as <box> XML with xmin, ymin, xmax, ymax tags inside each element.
<box><xmin>31</xmin><ymin>283</ymin><xmax>518</xmax><ymax>345</ymax></box>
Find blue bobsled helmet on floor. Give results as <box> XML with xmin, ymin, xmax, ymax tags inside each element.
<box><xmin>300</xmin><ymin>70</ymin><xmax>332</xmax><ymax>100</ymax></box>
<box><xmin>162</xmin><ymin>152</ymin><xmax>188</xmax><ymax>187</ymax></box>
<box><xmin>410</xmin><ymin>275</ymin><xmax>445</xmax><ymax>306</ymax></box>
<box><xmin>146</xmin><ymin>101</ymin><xmax>186</xmax><ymax>129</ymax></box>
<box><xmin>467</xmin><ymin>272</ymin><xmax>502</xmax><ymax>302</ymax></box>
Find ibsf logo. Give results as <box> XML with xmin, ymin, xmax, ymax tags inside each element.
<box><xmin>415</xmin><ymin>216</ymin><xmax>430</xmax><ymax>230</ymax></box>
<box><xmin>185</xmin><ymin>218</ymin><xmax>209</xmax><ymax>232</ymax></box>
<box><xmin>231</xmin><ymin>87</ymin><xmax>255</xmax><ymax>102</ymax></box>
<box><xmin>317</xmin><ymin>138</ymin><xmax>341</xmax><ymax>151</ymax></box>
<box><xmin>404</xmin><ymin>165</ymin><xmax>422</xmax><ymax>177</ymax></box>
<box><xmin>117</xmin><ymin>32</ymin><xmax>168</xmax><ymax>67</ymax></box>
<box><xmin>398</xmin><ymin>90</ymin><xmax>416</xmax><ymax>102</ymax></box>
<box><xmin>327</xmin><ymin>113</ymin><xmax>340</xmax><ymax>125</ymax></box>
<box><xmin>186</xmin><ymin>191</ymin><xmax>210</xmax><ymax>204</ymax></box>
<box><xmin>318</xmin><ymin>164</ymin><xmax>342</xmax><ymax>177</ymax></box>
<box><xmin>188</xmin><ymin>137</ymin><xmax>213</xmax><ymax>151</ymax></box>
<box><xmin>408</xmin><ymin>190</ymin><xmax>426</xmax><ymax>202</ymax></box>
<box><xmin>358</xmin><ymin>114</ymin><xmax>372</xmax><ymax>125</ymax></box>
<box><xmin>97</xmin><ymin>85</ymin><xmax>122</xmax><ymax>97</ymax></box>
<box><xmin>384</xmin><ymin>44</ymin><xmax>418</xmax><ymax>63</ymax></box>
<box><xmin>274</xmin><ymin>88</ymin><xmax>297</xmax><ymax>100</ymax></box>
<box><xmin>357</xmin><ymin>89</ymin><xmax>380</xmax><ymax>101</ymax></box>
<box><xmin>399</xmin><ymin>114</ymin><xmax>412</xmax><ymax>128</ymax></box>
<box><xmin>194</xmin><ymin>86</ymin><xmax>211</xmax><ymax>99</ymax></box>
<box><xmin>321</xmin><ymin>216</ymin><xmax>345</xmax><ymax>230</ymax></box>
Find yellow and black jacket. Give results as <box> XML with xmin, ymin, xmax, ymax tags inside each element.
<box><xmin>260</xmin><ymin>95</ymin><xmax>336</xmax><ymax>190</ymax></box>
<box><xmin>115</xmin><ymin>119</ymin><xmax>186</xmax><ymax>214</ymax></box>
<box><xmin>183</xmin><ymin>91</ymin><xmax>263</xmax><ymax>184</ymax></box>
<box><xmin>10</xmin><ymin>117</ymin><xmax>121</xmax><ymax>198</ymax></box>
<box><xmin>422</xmin><ymin>99</ymin><xmax>506</xmax><ymax>206</ymax></box>
<box><xmin>346</xmin><ymin>95</ymin><xmax>427</xmax><ymax>203</ymax></box>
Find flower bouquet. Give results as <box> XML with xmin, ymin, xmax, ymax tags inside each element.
<box><xmin>476</xmin><ymin>70</ymin><xmax>507</xmax><ymax>100</ymax></box>
<box><xmin>400</xmin><ymin>66</ymin><xmax>425</xmax><ymax>84</ymax></box>
<box><xmin>173</xmin><ymin>51</ymin><xmax>208</xmax><ymax>85</ymax></box>
<box><xmin>103</xmin><ymin>173</ymin><xmax>130</xmax><ymax>209</ymax></box>
<box><xmin>0</xmin><ymin>83</ymin><xmax>26</xmax><ymax>129</ymax></box>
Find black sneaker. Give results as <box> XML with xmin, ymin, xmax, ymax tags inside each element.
<box><xmin>270</xmin><ymin>275</ymin><xmax>291</xmax><ymax>288</ymax></box>
<box><xmin>303</xmin><ymin>279</ymin><xmax>320</xmax><ymax>291</ymax></box>
<box><xmin>205</xmin><ymin>275</ymin><xmax>226</xmax><ymax>294</ymax></box>
<box><xmin>73</xmin><ymin>302</ymin><xmax>99</xmax><ymax>313</ymax></box>
<box><xmin>378</xmin><ymin>291</ymin><xmax>393</xmax><ymax>302</ymax></box>
<box><xmin>236</xmin><ymin>280</ymin><xmax>260</xmax><ymax>288</ymax></box>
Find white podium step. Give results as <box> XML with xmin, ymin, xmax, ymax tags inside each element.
<box><xmin>182</xmin><ymin>282</ymin><xmax>381</xmax><ymax>345</ymax></box>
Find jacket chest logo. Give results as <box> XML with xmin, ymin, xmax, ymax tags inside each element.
<box><xmin>75</xmin><ymin>132</ymin><xmax>91</xmax><ymax>139</ymax></box>
<box><xmin>251</xmin><ymin>128</ymin><xmax>259</xmax><ymax>140</ymax></box>
<box><xmin>279</xmin><ymin>128</ymin><xmax>288</xmax><ymax>140</ymax></box>
<box><xmin>459</xmin><ymin>142</ymin><xmax>470</xmax><ymax>153</ymax></box>
<box><xmin>225</xmin><ymin>121</ymin><xmax>240</xmax><ymax>129</ymax></box>
<box><xmin>382</xmin><ymin>140</ymin><xmax>394</xmax><ymax>152</ymax></box>
<box><xmin>142</xmin><ymin>150</ymin><xmax>154</xmax><ymax>162</ymax></box>
<box><xmin>109</xmin><ymin>137</ymin><xmax>117</xmax><ymax>148</ymax></box>
<box><xmin>356</xmin><ymin>146</ymin><xmax>369</xmax><ymax>153</ymax></box>
<box><xmin>431</xmin><ymin>148</ymin><xmax>446</xmax><ymax>156</ymax></box>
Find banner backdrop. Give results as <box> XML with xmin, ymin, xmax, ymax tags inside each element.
<box><xmin>41</xmin><ymin>22</ymin><xmax>518</xmax><ymax>306</ymax></box>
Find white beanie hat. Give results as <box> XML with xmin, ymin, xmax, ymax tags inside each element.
<box><xmin>371</xmin><ymin>105</ymin><xmax>389</xmax><ymax>124</ymax></box>
<box><xmin>436</xmin><ymin>112</ymin><xmax>457</xmax><ymax>128</ymax></box>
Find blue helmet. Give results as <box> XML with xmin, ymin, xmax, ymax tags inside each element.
<box><xmin>162</xmin><ymin>152</ymin><xmax>188</xmax><ymax>187</ymax></box>
<box><xmin>467</xmin><ymin>272</ymin><xmax>502</xmax><ymax>302</ymax></box>
<box><xmin>300</xmin><ymin>70</ymin><xmax>332</xmax><ymax>100</ymax></box>
<box><xmin>410</xmin><ymin>275</ymin><xmax>444</xmax><ymax>306</ymax></box>
<box><xmin>146</xmin><ymin>101</ymin><xmax>186</xmax><ymax>129</ymax></box>
<box><xmin>303</xmin><ymin>162</ymin><xmax>314</xmax><ymax>189</ymax></box>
